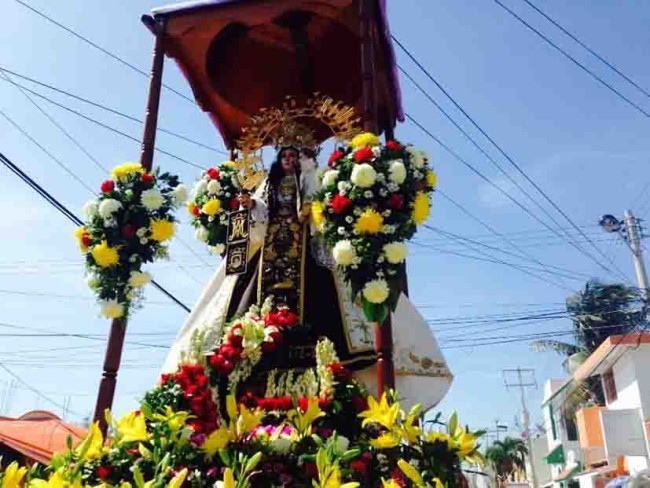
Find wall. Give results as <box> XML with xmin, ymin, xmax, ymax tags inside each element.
<box><xmin>609</xmin><ymin>353</ymin><xmax>640</xmax><ymax>411</ymax></box>
<box><xmin>631</xmin><ymin>348</ymin><xmax>650</xmax><ymax>420</ymax></box>
<box><xmin>528</xmin><ymin>436</ymin><xmax>553</xmax><ymax>487</ymax></box>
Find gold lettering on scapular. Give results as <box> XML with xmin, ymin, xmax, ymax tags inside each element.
<box><xmin>229</xmin><ymin>213</ymin><xmax>249</xmax><ymax>242</ymax></box>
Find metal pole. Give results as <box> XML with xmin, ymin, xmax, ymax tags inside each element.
<box><xmin>93</xmin><ymin>18</ymin><xmax>166</xmax><ymax>436</ymax></box>
<box><xmin>623</xmin><ymin>210</ymin><xmax>649</xmax><ymax>301</ymax></box>
<box><xmin>517</xmin><ymin>368</ymin><xmax>538</xmax><ymax>488</ymax></box>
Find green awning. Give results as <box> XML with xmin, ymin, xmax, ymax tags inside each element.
<box><xmin>555</xmin><ymin>463</ymin><xmax>581</xmax><ymax>481</ymax></box>
<box><xmin>545</xmin><ymin>444</ymin><xmax>565</xmax><ymax>465</ymax></box>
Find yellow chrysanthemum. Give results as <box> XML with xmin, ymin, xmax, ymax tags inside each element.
<box><xmin>201</xmin><ymin>198</ymin><xmax>221</xmax><ymax>216</ymax></box>
<box><xmin>350</xmin><ymin>132</ymin><xmax>380</xmax><ymax>149</ymax></box>
<box><xmin>413</xmin><ymin>192</ymin><xmax>430</xmax><ymax>225</ymax></box>
<box><xmin>150</xmin><ymin>219</ymin><xmax>176</xmax><ymax>242</ymax></box>
<box><xmin>355</xmin><ymin>208</ymin><xmax>384</xmax><ymax>235</ymax></box>
<box><xmin>311</xmin><ymin>200</ymin><xmax>326</xmax><ymax>230</ymax></box>
<box><xmin>74</xmin><ymin>226</ymin><xmax>89</xmax><ymax>253</ymax></box>
<box><xmin>426</xmin><ymin>170</ymin><xmax>437</xmax><ymax>189</ymax></box>
<box><xmin>221</xmin><ymin>160</ymin><xmax>236</xmax><ymax>169</ymax></box>
<box><xmin>110</xmin><ymin>162</ymin><xmax>144</xmax><ymax>181</ymax></box>
<box><xmin>91</xmin><ymin>241</ymin><xmax>120</xmax><ymax>267</ymax></box>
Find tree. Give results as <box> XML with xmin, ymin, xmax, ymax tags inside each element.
<box><xmin>532</xmin><ymin>280</ymin><xmax>643</xmax><ymax>370</ymax></box>
<box><xmin>485</xmin><ymin>437</ymin><xmax>528</xmax><ymax>486</ymax></box>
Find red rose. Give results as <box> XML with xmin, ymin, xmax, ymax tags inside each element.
<box><xmin>228</xmin><ymin>332</ymin><xmax>243</xmax><ymax>348</ymax></box>
<box><xmin>297</xmin><ymin>397</ymin><xmax>309</xmax><ymax>412</ymax></box>
<box><xmin>206</xmin><ymin>168</ymin><xmax>220</xmax><ymax>180</ymax></box>
<box><xmin>331</xmin><ymin>194</ymin><xmax>352</xmax><ymax>215</ymax></box>
<box><xmin>276</xmin><ymin>396</ymin><xmax>292</xmax><ymax>410</ymax></box>
<box><xmin>221</xmin><ymin>359</ymin><xmax>234</xmax><ymax>374</ymax></box>
<box><xmin>81</xmin><ymin>233</ymin><xmax>91</xmax><ymax>248</ymax></box>
<box><xmin>229</xmin><ymin>198</ymin><xmax>240</xmax><ymax>210</ymax></box>
<box><xmin>386</xmin><ymin>140</ymin><xmax>402</xmax><ymax>152</ymax></box>
<box><xmin>209</xmin><ymin>354</ymin><xmax>224</xmax><ymax>369</ymax></box>
<box><xmin>328</xmin><ymin>150</ymin><xmax>345</xmax><ymax>168</ymax></box>
<box><xmin>258</xmin><ymin>398</ymin><xmax>273</xmax><ymax>410</ymax></box>
<box><xmin>387</xmin><ymin>193</ymin><xmax>405</xmax><ymax>210</ymax></box>
<box><xmin>121</xmin><ymin>224</ymin><xmax>136</xmax><ymax>238</ymax></box>
<box><xmin>354</xmin><ymin>147</ymin><xmax>374</xmax><ymax>163</ymax></box>
<box><xmin>141</xmin><ymin>173</ymin><xmax>154</xmax><ymax>184</ymax></box>
<box><xmin>96</xmin><ymin>466</ymin><xmax>112</xmax><ymax>480</ymax></box>
<box><xmin>220</xmin><ymin>345</ymin><xmax>241</xmax><ymax>361</ymax></box>
<box><xmin>100</xmin><ymin>180</ymin><xmax>114</xmax><ymax>193</ymax></box>
<box><xmin>350</xmin><ymin>460</ymin><xmax>368</xmax><ymax>475</ymax></box>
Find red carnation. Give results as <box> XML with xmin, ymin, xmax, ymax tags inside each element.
<box><xmin>100</xmin><ymin>180</ymin><xmax>114</xmax><ymax>193</ymax></box>
<box><xmin>354</xmin><ymin>146</ymin><xmax>374</xmax><ymax>163</ymax></box>
<box><xmin>350</xmin><ymin>460</ymin><xmax>368</xmax><ymax>476</ymax></box>
<box><xmin>220</xmin><ymin>345</ymin><xmax>242</xmax><ymax>361</ymax></box>
<box><xmin>141</xmin><ymin>173</ymin><xmax>154</xmax><ymax>184</ymax></box>
<box><xmin>386</xmin><ymin>140</ymin><xmax>402</xmax><ymax>152</ymax></box>
<box><xmin>206</xmin><ymin>168</ymin><xmax>220</xmax><ymax>180</ymax></box>
<box><xmin>387</xmin><ymin>193</ymin><xmax>405</xmax><ymax>210</ymax></box>
<box><xmin>121</xmin><ymin>224</ymin><xmax>136</xmax><ymax>238</ymax></box>
<box><xmin>209</xmin><ymin>354</ymin><xmax>225</xmax><ymax>369</ymax></box>
<box><xmin>331</xmin><ymin>194</ymin><xmax>352</xmax><ymax>215</ymax></box>
<box><xmin>328</xmin><ymin>150</ymin><xmax>345</xmax><ymax>168</ymax></box>
<box><xmin>257</xmin><ymin>398</ymin><xmax>273</xmax><ymax>410</ymax></box>
<box><xmin>278</xmin><ymin>396</ymin><xmax>292</xmax><ymax>410</ymax></box>
<box><xmin>81</xmin><ymin>233</ymin><xmax>91</xmax><ymax>248</ymax></box>
<box><xmin>221</xmin><ymin>359</ymin><xmax>234</xmax><ymax>374</ymax></box>
<box><xmin>229</xmin><ymin>198</ymin><xmax>240</xmax><ymax>210</ymax></box>
<box><xmin>96</xmin><ymin>466</ymin><xmax>112</xmax><ymax>480</ymax></box>
<box><xmin>297</xmin><ymin>397</ymin><xmax>309</xmax><ymax>413</ymax></box>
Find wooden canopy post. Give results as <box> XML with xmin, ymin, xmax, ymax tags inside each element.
<box><xmin>360</xmin><ymin>0</ymin><xmax>395</xmax><ymax>397</ymax></box>
<box><xmin>93</xmin><ymin>17</ymin><xmax>167</xmax><ymax>435</ymax></box>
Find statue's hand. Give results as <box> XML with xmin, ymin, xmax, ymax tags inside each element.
<box><xmin>239</xmin><ymin>193</ymin><xmax>255</xmax><ymax>209</ymax></box>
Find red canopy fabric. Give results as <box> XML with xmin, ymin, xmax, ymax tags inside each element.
<box><xmin>145</xmin><ymin>0</ymin><xmax>403</xmax><ymax>149</ymax></box>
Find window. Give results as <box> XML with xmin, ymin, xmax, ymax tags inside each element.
<box><xmin>603</xmin><ymin>369</ymin><xmax>617</xmax><ymax>404</ymax></box>
<box><xmin>549</xmin><ymin>405</ymin><xmax>558</xmax><ymax>440</ymax></box>
<box><xmin>565</xmin><ymin>414</ymin><xmax>578</xmax><ymax>441</ymax></box>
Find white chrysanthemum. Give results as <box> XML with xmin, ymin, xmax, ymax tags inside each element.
<box><xmin>389</xmin><ymin>160</ymin><xmax>407</xmax><ymax>185</ymax></box>
<box><xmin>100</xmin><ymin>299</ymin><xmax>125</xmax><ymax>319</ymax></box>
<box><xmin>98</xmin><ymin>198</ymin><xmax>122</xmax><ymax>218</ymax></box>
<box><xmin>350</xmin><ymin>163</ymin><xmax>377</xmax><ymax>188</ymax></box>
<box><xmin>407</xmin><ymin>146</ymin><xmax>425</xmax><ymax>168</ymax></box>
<box><xmin>321</xmin><ymin>170</ymin><xmax>339</xmax><ymax>188</ymax></box>
<box><xmin>173</xmin><ymin>184</ymin><xmax>188</xmax><ymax>203</ymax></box>
<box><xmin>86</xmin><ymin>275</ymin><xmax>100</xmax><ymax>289</ymax></box>
<box><xmin>362</xmin><ymin>279</ymin><xmax>390</xmax><ymax>304</ymax></box>
<box><xmin>383</xmin><ymin>242</ymin><xmax>408</xmax><ymax>264</ymax></box>
<box><xmin>193</xmin><ymin>179</ymin><xmax>208</xmax><ymax>197</ymax></box>
<box><xmin>83</xmin><ymin>200</ymin><xmax>98</xmax><ymax>218</ymax></box>
<box><xmin>207</xmin><ymin>179</ymin><xmax>221</xmax><ymax>195</ymax></box>
<box><xmin>195</xmin><ymin>226</ymin><xmax>209</xmax><ymax>243</ymax></box>
<box><xmin>332</xmin><ymin>240</ymin><xmax>356</xmax><ymax>266</ymax></box>
<box><xmin>141</xmin><ymin>188</ymin><xmax>164</xmax><ymax>210</ymax></box>
<box><xmin>337</xmin><ymin>181</ymin><xmax>349</xmax><ymax>193</ymax></box>
<box><xmin>209</xmin><ymin>244</ymin><xmax>225</xmax><ymax>255</ymax></box>
<box><xmin>128</xmin><ymin>271</ymin><xmax>151</xmax><ymax>288</ymax></box>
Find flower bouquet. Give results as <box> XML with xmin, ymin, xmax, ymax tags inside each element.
<box><xmin>311</xmin><ymin>133</ymin><xmax>436</xmax><ymax>323</ymax></box>
<box><xmin>76</xmin><ymin>162</ymin><xmax>186</xmax><ymax>319</ymax></box>
<box><xmin>187</xmin><ymin>161</ymin><xmax>241</xmax><ymax>255</ymax></box>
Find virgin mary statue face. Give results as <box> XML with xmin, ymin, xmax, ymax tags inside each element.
<box><xmin>280</xmin><ymin>148</ymin><xmax>298</xmax><ymax>174</ymax></box>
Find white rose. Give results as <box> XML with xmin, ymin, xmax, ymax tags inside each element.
<box><xmin>98</xmin><ymin>198</ymin><xmax>122</xmax><ymax>218</ymax></box>
<box><xmin>193</xmin><ymin>179</ymin><xmax>208</xmax><ymax>197</ymax></box>
<box><xmin>141</xmin><ymin>188</ymin><xmax>164</xmax><ymax>211</ymax></box>
<box><xmin>389</xmin><ymin>160</ymin><xmax>407</xmax><ymax>185</ymax></box>
<box><xmin>195</xmin><ymin>226</ymin><xmax>209</xmax><ymax>243</ymax></box>
<box><xmin>335</xmin><ymin>435</ymin><xmax>350</xmax><ymax>454</ymax></box>
<box><xmin>321</xmin><ymin>170</ymin><xmax>339</xmax><ymax>188</ymax></box>
<box><xmin>350</xmin><ymin>163</ymin><xmax>377</xmax><ymax>188</ymax></box>
<box><xmin>209</xmin><ymin>244</ymin><xmax>225</xmax><ymax>255</ymax></box>
<box><xmin>270</xmin><ymin>437</ymin><xmax>292</xmax><ymax>454</ymax></box>
<box><xmin>332</xmin><ymin>240</ymin><xmax>356</xmax><ymax>266</ymax></box>
<box><xmin>362</xmin><ymin>279</ymin><xmax>390</xmax><ymax>304</ymax></box>
<box><xmin>337</xmin><ymin>181</ymin><xmax>349</xmax><ymax>193</ymax></box>
<box><xmin>100</xmin><ymin>299</ymin><xmax>124</xmax><ymax>319</ymax></box>
<box><xmin>383</xmin><ymin>242</ymin><xmax>408</xmax><ymax>264</ymax></box>
<box><xmin>173</xmin><ymin>184</ymin><xmax>189</xmax><ymax>203</ymax></box>
<box><xmin>207</xmin><ymin>180</ymin><xmax>221</xmax><ymax>195</ymax></box>
<box><xmin>82</xmin><ymin>200</ymin><xmax>98</xmax><ymax>218</ymax></box>
<box><xmin>128</xmin><ymin>271</ymin><xmax>151</xmax><ymax>288</ymax></box>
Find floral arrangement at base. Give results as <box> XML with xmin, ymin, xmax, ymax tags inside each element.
<box><xmin>187</xmin><ymin>162</ymin><xmax>241</xmax><ymax>255</ymax></box>
<box><xmin>75</xmin><ymin>162</ymin><xmax>186</xmax><ymax>319</ymax></box>
<box><xmin>0</xmin><ymin>336</ymin><xmax>483</xmax><ymax>488</ymax></box>
<box><xmin>311</xmin><ymin>133</ymin><xmax>436</xmax><ymax>323</ymax></box>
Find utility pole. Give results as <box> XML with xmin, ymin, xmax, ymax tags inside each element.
<box><xmin>503</xmin><ymin>368</ymin><xmax>538</xmax><ymax>488</ymax></box>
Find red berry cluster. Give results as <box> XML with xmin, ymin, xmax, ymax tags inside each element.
<box><xmin>160</xmin><ymin>364</ymin><xmax>218</xmax><ymax>434</ymax></box>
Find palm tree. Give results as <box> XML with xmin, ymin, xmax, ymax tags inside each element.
<box><xmin>485</xmin><ymin>437</ymin><xmax>528</xmax><ymax>486</ymax></box>
<box><xmin>532</xmin><ymin>280</ymin><xmax>643</xmax><ymax>370</ymax></box>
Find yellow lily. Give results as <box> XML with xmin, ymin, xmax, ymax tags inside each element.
<box><xmin>202</xmin><ymin>426</ymin><xmax>233</xmax><ymax>458</ymax></box>
<box><xmin>314</xmin><ymin>448</ymin><xmax>359</xmax><ymax>488</ymax></box>
<box><xmin>75</xmin><ymin>422</ymin><xmax>103</xmax><ymax>461</ymax></box>
<box><xmin>400</xmin><ymin>404</ymin><xmax>423</xmax><ymax>444</ymax></box>
<box><xmin>215</xmin><ymin>468</ymin><xmax>236</xmax><ymax>488</ymax></box>
<box><xmin>153</xmin><ymin>406</ymin><xmax>190</xmax><ymax>433</ymax></box>
<box><xmin>425</xmin><ymin>431</ymin><xmax>454</xmax><ymax>450</ymax></box>
<box><xmin>382</xmin><ymin>480</ymin><xmax>402</xmax><ymax>488</ymax></box>
<box><xmin>454</xmin><ymin>428</ymin><xmax>478</xmax><ymax>458</ymax></box>
<box><xmin>2</xmin><ymin>462</ymin><xmax>27</xmax><ymax>488</ymax></box>
<box><xmin>167</xmin><ymin>469</ymin><xmax>188</xmax><ymax>488</ymax></box>
<box><xmin>225</xmin><ymin>394</ymin><xmax>263</xmax><ymax>437</ymax></box>
<box><xmin>369</xmin><ymin>432</ymin><xmax>401</xmax><ymax>449</ymax></box>
<box><xmin>116</xmin><ymin>411</ymin><xmax>149</xmax><ymax>445</ymax></box>
<box><xmin>28</xmin><ymin>470</ymin><xmax>82</xmax><ymax>488</ymax></box>
<box><xmin>288</xmin><ymin>398</ymin><xmax>325</xmax><ymax>435</ymax></box>
<box><xmin>358</xmin><ymin>393</ymin><xmax>399</xmax><ymax>430</ymax></box>
<box><xmin>397</xmin><ymin>459</ymin><xmax>425</xmax><ymax>487</ymax></box>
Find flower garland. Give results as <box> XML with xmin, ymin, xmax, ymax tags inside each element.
<box><xmin>76</xmin><ymin>162</ymin><xmax>186</xmax><ymax>319</ymax></box>
<box><xmin>187</xmin><ymin>161</ymin><xmax>241</xmax><ymax>255</ymax></box>
<box><xmin>312</xmin><ymin>133</ymin><xmax>436</xmax><ymax>323</ymax></box>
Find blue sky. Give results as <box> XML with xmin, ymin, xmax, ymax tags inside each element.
<box><xmin>1</xmin><ymin>0</ymin><xmax>650</xmax><ymax>440</ymax></box>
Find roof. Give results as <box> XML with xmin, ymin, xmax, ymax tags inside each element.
<box><xmin>574</xmin><ymin>332</ymin><xmax>650</xmax><ymax>381</ymax></box>
<box><xmin>0</xmin><ymin>411</ymin><xmax>87</xmax><ymax>464</ymax></box>
<box><xmin>144</xmin><ymin>0</ymin><xmax>403</xmax><ymax>149</ymax></box>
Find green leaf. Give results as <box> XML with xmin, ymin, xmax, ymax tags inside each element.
<box><xmin>139</xmin><ymin>401</ymin><xmax>153</xmax><ymax>420</ymax></box>
<box><xmin>244</xmin><ymin>452</ymin><xmax>263</xmax><ymax>475</ymax></box>
<box><xmin>448</xmin><ymin>412</ymin><xmax>458</xmax><ymax>435</ymax></box>
<box><xmin>132</xmin><ymin>465</ymin><xmax>146</xmax><ymax>488</ymax></box>
<box><xmin>340</xmin><ymin>449</ymin><xmax>361</xmax><ymax>462</ymax></box>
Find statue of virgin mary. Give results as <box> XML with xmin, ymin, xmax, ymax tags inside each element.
<box><xmin>163</xmin><ymin>125</ymin><xmax>453</xmax><ymax>412</ymax></box>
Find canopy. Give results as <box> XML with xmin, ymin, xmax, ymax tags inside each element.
<box><xmin>144</xmin><ymin>0</ymin><xmax>403</xmax><ymax>149</ymax></box>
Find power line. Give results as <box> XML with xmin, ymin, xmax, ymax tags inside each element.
<box><xmin>13</xmin><ymin>0</ymin><xmax>196</xmax><ymax>105</ymax></box>
<box><xmin>0</xmin><ymin>66</ymin><xmax>226</xmax><ymax>155</ymax></box>
<box><xmin>492</xmin><ymin>0</ymin><xmax>650</xmax><ymax>119</ymax></box>
<box><xmin>0</xmin><ymin>151</ymin><xmax>191</xmax><ymax>313</ymax></box>
<box><xmin>520</xmin><ymin>0</ymin><xmax>650</xmax><ymax>101</ymax></box>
